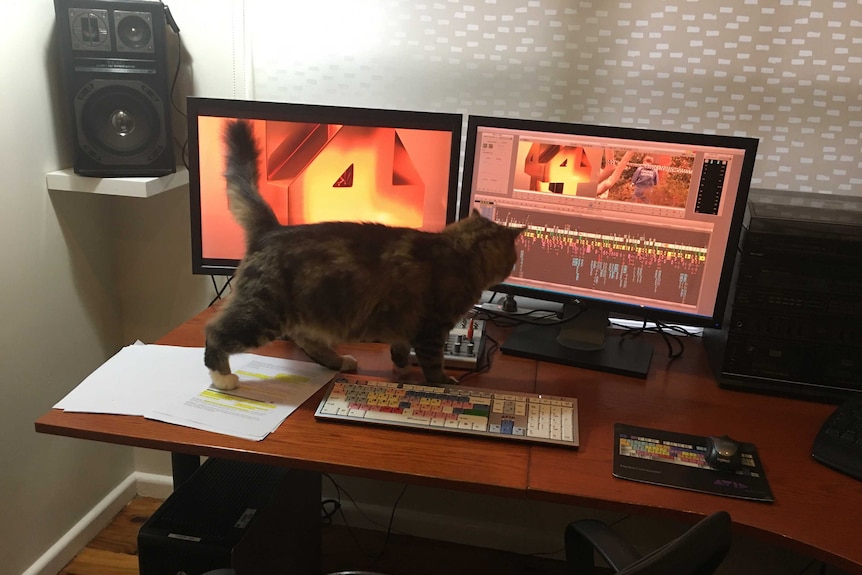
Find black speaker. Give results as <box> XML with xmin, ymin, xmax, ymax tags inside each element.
<box><xmin>54</xmin><ymin>0</ymin><xmax>176</xmax><ymax>177</ymax></box>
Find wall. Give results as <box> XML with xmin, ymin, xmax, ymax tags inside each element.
<box><xmin>250</xmin><ymin>0</ymin><xmax>862</xmax><ymax>196</ymax></box>
<box><xmin>3</xmin><ymin>1</ymin><xmax>241</xmax><ymax>573</ymax></box>
<box><xmin>1</xmin><ymin>2</ymin><xmax>133</xmax><ymax>574</ymax></box>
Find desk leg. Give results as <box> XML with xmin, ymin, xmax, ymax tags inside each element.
<box><xmin>171</xmin><ymin>452</ymin><xmax>200</xmax><ymax>489</ymax></box>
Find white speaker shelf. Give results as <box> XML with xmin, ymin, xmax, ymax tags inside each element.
<box><xmin>46</xmin><ymin>167</ymin><xmax>189</xmax><ymax>198</ymax></box>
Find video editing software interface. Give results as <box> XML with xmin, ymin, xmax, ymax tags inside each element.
<box><xmin>461</xmin><ymin>117</ymin><xmax>758</xmax><ymax>327</ymax></box>
<box><xmin>189</xmin><ymin>98</ymin><xmax>463</xmax><ymax>275</ymax></box>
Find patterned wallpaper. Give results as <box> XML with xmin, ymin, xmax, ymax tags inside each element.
<box><xmin>247</xmin><ymin>0</ymin><xmax>862</xmax><ymax>196</ymax></box>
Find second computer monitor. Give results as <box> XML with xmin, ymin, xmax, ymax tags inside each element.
<box><xmin>460</xmin><ymin>115</ymin><xmax>758</xmax><ymax>376</ymax></box>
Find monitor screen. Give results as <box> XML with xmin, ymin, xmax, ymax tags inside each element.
<box><xmin>460</xmin><ymin>115</ymin><xmax>758</xmax><ymax>377</ymax></box>
<box><xmin>188</xmin><ymin>98</ymin><xmax>463</xmax><ymax>275</ymax></box>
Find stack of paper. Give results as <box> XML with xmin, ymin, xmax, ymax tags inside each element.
<box><xmin>54</xmin><ymin>344</ymin><xmax>336</xmax><ymax>441</ymax></box>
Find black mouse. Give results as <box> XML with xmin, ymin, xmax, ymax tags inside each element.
<box><xmin>705</xmin><ymin>435</ymin><xmax>743</xmax><ymax>471</ymax></box>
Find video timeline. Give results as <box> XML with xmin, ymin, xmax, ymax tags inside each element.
<box><xmin>496</xmin><ymin>207</ymin><xmax>712</xmax><ymax>305</ymax></box>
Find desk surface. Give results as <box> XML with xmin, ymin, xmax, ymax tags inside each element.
<box><xmin>35</xmin><ymin>307</ymin><xmax>862</xmax><ymax>574</ymax></box>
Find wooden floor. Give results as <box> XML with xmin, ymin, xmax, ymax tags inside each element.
<box><xmin>59</xmin><ymin>497</ymin><xmax>570</xmax><ymax>575</ymax></box>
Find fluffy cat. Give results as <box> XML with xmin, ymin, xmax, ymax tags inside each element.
<box><xmin>204</xmin><ymin>119</ymin><xmax>523</xmax><ymax>390</ymax></box>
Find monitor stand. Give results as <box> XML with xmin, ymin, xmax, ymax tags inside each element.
<box><xmin>500</xmin><ymin>305</ymin><xmax>653</xmax><ymax>378</ymax></box>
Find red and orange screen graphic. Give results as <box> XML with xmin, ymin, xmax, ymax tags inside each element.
<box><xmin>198</xmin><ymin>117</ymin><xmax>453</xmax><ymax>261</ymax></box>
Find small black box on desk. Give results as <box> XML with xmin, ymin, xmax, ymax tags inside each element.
<box><xmin>138</xmin><ymin>457</ymin><xmax>321</xmax><ymax>575</ymax></box>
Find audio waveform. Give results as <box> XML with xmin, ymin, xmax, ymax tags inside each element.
<box><xmin>497</xmin><ymin>208</ymin><xmax>711</xmax><ymax>305</ymax></box>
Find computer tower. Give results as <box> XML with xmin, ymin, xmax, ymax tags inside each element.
<box><xmin>138</xmin><ymin>458</ymin><xmax>321</xmax><ymax>575</ymax></box>
<box><xmin>707</xmin><ymin>188</ymin><xmax>862</xmax><ymax>402</ymax></box>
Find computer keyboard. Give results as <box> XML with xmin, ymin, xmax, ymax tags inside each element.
<box><xmin>812</xmin><ymin>394</ymin><xmax>862</xmax><ymax>481</ymax></box>
<box><xmin>314</xmin><ymin>374</ymin><xmax>579</xmax><ymax>448</ymax></box>
<box><xmin>410</xmin><ymin>315</ymin><xmax>486</xmax><ymax>370</ymax></box>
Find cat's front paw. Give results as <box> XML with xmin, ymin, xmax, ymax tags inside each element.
<box><xmin>392</xmin><ymin>364</ymin><xmax>411</xmax><ymax>380</ymax></box>
<box><xmin>426</xmin><ymin>372</ymin><xmax>459</xmax><ymax>386</ymax></box>
<box><xmin>210</xmin><ymin>370</ymin><xmax>239</xmax><ymax>390</ymax></box>
<box><xmin>340</xmin><ymin>355</ymin><xmax>359</xmax><ymax>372</ymax></box>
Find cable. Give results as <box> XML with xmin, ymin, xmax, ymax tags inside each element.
<box><xmin>473</xmin><ymin>303</ymin><xmax>565</xmax><ymax>329</ymax></box>
<box><xmin>208</xmin><ymin>275</ymin><xmax>233</xmax><ymax>306</ymax></box>
<box><xmin>477</xmin><ymin>296</ymin><xmax>697</xmax><ymax>361</ymax></box>
<box><xmin>456</xmin><ymin>331</ymin><xmax>500</xmax><ymax>383</ymax></box>
<box><xmin>160</xmin><ymin>1</ymin><xmax>189</xmax><ymax>171</ymax></box>
<box><xmin>322</xmin><ymin>473</ymin><xmax>409</xmax><ymax>560</ymax></box>
<box><xmin>321</xmin><ymin>497</ymin><xmax>341</xmax><ymax>525</ymax></box>
<box><xmin>607</xmin><ymin>513</ymin><xmax>632</xmax><ymax>528</ymax></box>
<box><xmin>615</xmin><ymin>318</ymin><xmax>697</xmax><ymax>360</ymax></box>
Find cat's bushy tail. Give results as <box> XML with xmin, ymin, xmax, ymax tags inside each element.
<box><xmin>223</xmin><ymin>120</ymin><xmax>280</xmax><ymax>245</ymax></box>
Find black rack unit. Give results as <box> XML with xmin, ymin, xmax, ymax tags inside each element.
<box><xmin>708</xmin><ymin>188</ymin><xmax>862</xmax><ymax>402</ymax></box>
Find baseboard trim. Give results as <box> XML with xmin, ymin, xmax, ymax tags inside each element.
<box><xmin>22</xmin><ymin>473</ymin><xmax>138</xmax><ymax>575</ymax></box>
<box><xmin>135</xmin><ymin>471</ymin><xmax>173</xmax><ymax>499</ymax></box>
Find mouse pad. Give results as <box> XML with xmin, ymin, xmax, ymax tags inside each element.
<box><xmin>613</xmin><ymin>423</ymin><xmax>775</xmax><ymax>503</ymax></box>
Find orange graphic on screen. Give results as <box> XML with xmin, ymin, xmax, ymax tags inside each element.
<box><xmin>269</xmin><ymin>125</ymin><xmax>425</xmax><ymax>226</ymax></box>
<box><xmin>524</xmin><ymin>143</ymin><xmax>592</xmax><ymax>195</ymax></box>
<box><xmin>198</xmin><ymin>117</ymin><xmax>449</xmax><ymax>262</ymax></box>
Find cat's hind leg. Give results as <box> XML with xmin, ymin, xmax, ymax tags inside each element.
<box><xmin>412</xmin><ymin>331</ymin><xmax>458</xmax><ymax>385</ymax></box>
<box><xmin>390</xmin><ymin>341</ymin><xmax>412</xmax><ymax>379</ymax></box>
<box><xmin>293</xmin><ymin>336</ymin><xmax>358</xmax><ymax>372</ymax></box>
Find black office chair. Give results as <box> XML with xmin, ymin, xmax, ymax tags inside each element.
<box><xmin>564</xmin><ymin>511</ymin><xmax>732</xmax><ymax>575</ymax></box>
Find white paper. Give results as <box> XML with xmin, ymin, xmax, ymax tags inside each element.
<box><xmin>54</xmin><ymin>344</ymin><xmax>210</xmax><ymax>416</ymax></box>
<box><xmin>54</xmin><ymin>344</ymin><xmax>336</xmax><ymax>441</ymax></box>
<box><xmin>147</xmin><ymin>355</ymin><xmax>336</xmax><ymax>441</ymax></box>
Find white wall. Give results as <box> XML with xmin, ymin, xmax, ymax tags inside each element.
<box><xmin>248</xmin><ymin>1</ymin><xmax>862</xmax><ymax>196</ymax></box>
<box><xmin>1</xmin><ymin>1</ymin><xmax>239</xmax><ymax>573</ymax></box>
<box><xmin>1</xmin><ymin>2</ymin><xmax>133</xmax><ymax>573</ymax></box>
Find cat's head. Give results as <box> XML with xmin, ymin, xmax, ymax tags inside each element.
<box><xmin>447</xmin><ymin>210</ymin><xmax>524</xmax><ymax>286</ymax></box>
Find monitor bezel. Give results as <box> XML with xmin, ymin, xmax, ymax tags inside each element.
<box><xmin>458</xmin><ymin>114</ymin><xmax>759</xmax><ymax>330</ymax></box>
<box><xmin>188</xmin><ymin>97</ymin><xmax>464</xmax><ymax>276</ymax></box>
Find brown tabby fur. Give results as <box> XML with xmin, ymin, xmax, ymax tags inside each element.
<box><xmin>204</xmin><ymin>120</ymin><xmax>523</xmax><ymax>390</ymax></box>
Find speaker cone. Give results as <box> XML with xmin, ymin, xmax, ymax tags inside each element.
<box><xmin>114</xmin><ymin>11</ymin><xmax>154</xmax><ymax>52</ymax></box>
<box><xmin>75</xmin><ymin>79</ymin><xmax>167</xmax><ymax>163</ymax></box>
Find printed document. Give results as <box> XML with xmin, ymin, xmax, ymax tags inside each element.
<box><xmin>54</xmin><ymin>344</ymin><xmax>336</xmax><ymax>440</ymax></box>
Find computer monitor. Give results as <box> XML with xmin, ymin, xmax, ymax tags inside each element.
<box><xmin>460</xmin><ymin>115</ymin><xmax>759</xmax><ymax>378</ymax></box>
<box><xmin>188</xmin><ymin>97</ymin><xmax>463</xmax><ymax>275</ymax></box>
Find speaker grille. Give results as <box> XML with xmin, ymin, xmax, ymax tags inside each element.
<box><xmin>55</xmin><ymin>0</ymin><xmax>175</xmax><ymax>176</ymax></box>
<box><xmin>75</xmin><ymin>79</ymin><xmax>167</xmax><ymax>162</ymax></box>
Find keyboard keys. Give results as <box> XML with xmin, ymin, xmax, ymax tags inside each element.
<box><xmin>315</xmin><ymin>375</ymin><xmax>579</xmax><ymax>448</ymax></box>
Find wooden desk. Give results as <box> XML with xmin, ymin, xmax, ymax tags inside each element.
<box><xmin>35</xmin><ymin>307</ymin><xmax>862</xmax><ymax>574</ymax></box>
